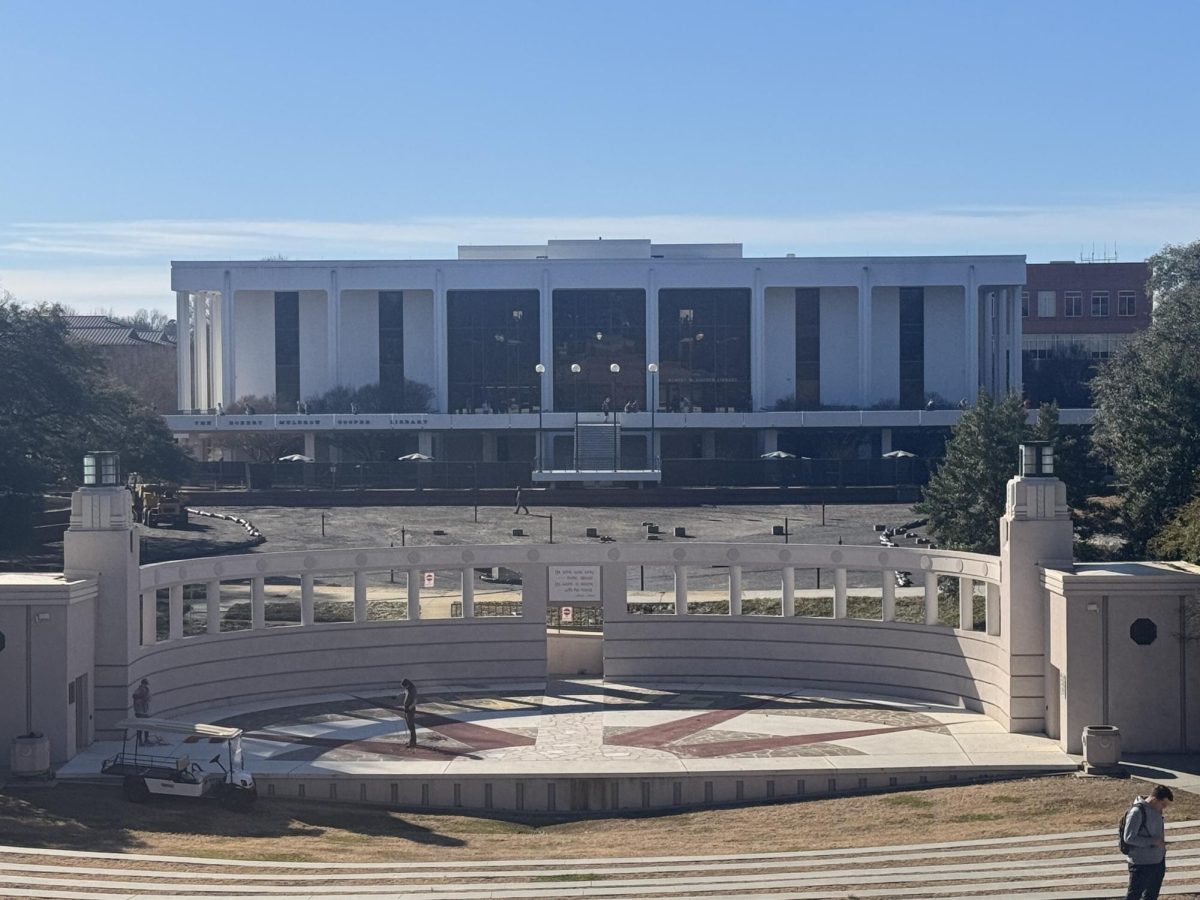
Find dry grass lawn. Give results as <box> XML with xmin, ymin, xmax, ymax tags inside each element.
<box><xmin>2</xmin><ymin>774</ymin><xmax>1196</xmax><ymax>866</ymax></box>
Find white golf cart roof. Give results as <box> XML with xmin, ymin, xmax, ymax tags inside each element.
<box><xmin>114</xmin><ymin>718</ymin><xmax>242</xmax><ymax>740</ymax></box>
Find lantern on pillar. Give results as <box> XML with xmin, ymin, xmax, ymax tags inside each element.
<box><xmin>82</xmin><ymin>451</ymin><xmax>121</xmax><ymax>486</ymax></box>
<box><xmin>1019</xmin><ymin>441</ymin><xmax>1054</xmax><ymax>477</ymax></box>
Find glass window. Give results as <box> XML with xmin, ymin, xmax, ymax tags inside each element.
<box><xmin>274</xmin><ymin>292</ymin><xmax>300</xmax><ymax>408</ymax></box>
<box><xmin>1118</xmin><ymin>291</ymin><xmax>1136</xmax><ymax>316</ymax></box>
<box><xmin>447</xmin><ymin>290</ymin><xmax>541</xmax><ymax>413</ymax></box>
<box><xmin>552</xmin><ymin>289</ymin><xmax>646</xmax><ymax>412</ymax></box>
<box><xmin>1037</xmin><ymin>291</ymin><xmax>1056</xmax><ymax>317</ymax></box>
<box><xmin>658</xmin><ymin>288</ymin><xmax>751</xmax><ymax>412</ymax></box>
<box><xmin>1020</xmin><ymin>290</ymin><xmax>1029</xmax><ymax>318</ymax></box>
<box><xmin>898</xmin><ymin>287</ymin><xmax>925</xmax><ymax>409</ymax></box>
<box><xmin>794</xmin><ymin>288</ymin><xmax>820</xmax><ymax>409</ymax></box>
<box><xmin>378</xmin><ymin>291</ymin><xmax>405</xmax><ymax>396</ymax></box>
<box><xmin>1091</xmin><ymin>291</ymin><xmax>1110</xmax><ymax>317</ymax></box>
<box><xmin>1064</xmin><ymin>291</ymin><xmax>1083</xmax><ymax>317</ymax></box>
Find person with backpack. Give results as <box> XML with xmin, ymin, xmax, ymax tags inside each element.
<box><xmin>1121</xmin><ymin>784</ymin><xmax>1174</xmax><ymax>900</ymax></box>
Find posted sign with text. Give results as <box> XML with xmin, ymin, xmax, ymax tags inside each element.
<box><xmin>549</xmin><ymin>565</ymin><xmax>601</xmax><ymax>602</ymax></box>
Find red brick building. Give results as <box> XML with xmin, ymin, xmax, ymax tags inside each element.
<box><xmin>1021</xmin><ymin>261</ymin><xmax>1149</xmax><ymax>406</ymax></box>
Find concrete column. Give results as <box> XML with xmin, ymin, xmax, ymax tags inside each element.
<box><xmin>407</xmin><ymin>569</ymin><xmax>421</xmax><ymax>620</ymax></box>
<box><xmin>140</xmin><ymin>593</ymin><xmax>156</xmax><ymax>646</ymax></box>
<box><xmin>327</xmin><ymin>268</ymin><xmax>340</xmax><ymax>391</ymax></box>
<box><xmin>984</xmin><ymin>290</ymin><xmax>996</xmax><ymax>394</ymax></box>
<box><xmin>176</xmin><ymin>291</ymin><xmax>193</xmax><ymax>412</ymax></box>
<box><xmin>251</xmin><ymin>577</ymin><xmax>266</xmax><ymax>630</ymax></box>
<box><xmin>304</xmin><ymin>432</ymin><xmax>317</xmax><ymax>459</ymax></box>
<box><xmin>959</xmin><ymin>578</ymin><xmax>974</xmax><ymax>631</ymax></box>
<box><xmin>434</xmin><ymin>268</ymin><xmax>448</xmax><ymax>412</ymax></box>
<box><xmin>481</xmin><ymin>432</ymin><xmax>498</xmax><ymax>462</ymax></box>
<box><xmin>221</xmin><ymin>270</ymin><xmax>235</xmax><ymax>406</ymax></box>
<box><xmin>964</xmin><ymin>267</ymin><xmax>978</xmax><ymax>400</ymax></box>
<box><xmin>674</xmin><ymin>565</ymin><xmax>687</xmax><ymax>615</ymax></box>
<box><xmin>418</xmin><ymin>431</ymin><xmax>434</xmax><ymax>457</ymax></box>
<box><xmin>353</xmin><ymin>570</ymin><xmax>367</xmax><ymax>623</ymax></box>
<box><xmin>762</xmin><ymin>430</ymin><xmax>779</xmax><ymax>454</ymax></box>
<box><xmin>923</xmin><ymin>571</ymin><xmax>938</xmax><ymax>626</ymax></box>
<box><xmin>461</xmin><ymin>570</ymin><xmax>474</xmax><ymax>618</ymax></box>
<box><xmin>858</xmin><ymin>266</ymin><xmax>872</xmax><ymax>407</ymax></box>
<box><xmin>833</xmin><ymin>568</ymin><xmax>847</xmax><ymax>618</ymax></box>
<box><xmin>211</xmin><ymin>286</ymin><xmax>224</xmax><ymax>407</ymax></box>
<box><xmin>300</xmin><ymin>574</ymin><xmax>314</xmax><ymax>625</ymax></box>
<box><xmin>781</xmin><ymin>567</ymin><xmax>795</xmax><ymax>617</ymax></box>
<box><xmin>525</xmin><ymin>564</ymin><xmax>551</xmax><ymax>623</ymax></box>
<box><xmin>1000</xmin><ymin>470</ymin><xmax>1074</xmax><ymax>738</ymax></box>
<box><xmin>882</xmin><ymin>574</ymin><xmax>896</xmax><ymax>622</ymax></box>
<box><xmin>880</xmin><ymin>428</ymin><xmax>892</xmax><ymax>455</ymax></box>
<box><xmin>701</xmin><ymin>431</ymin><xmax>716</xmax><ymax>459</ymax></box>
<box><xmin>751</xmin><ymin>267</ymin><xmax>764</xmax><ymax>410</ymax></box>
<box><xmin>64</xmin><ymin>485</ymin><xmax>141</xmax><ymax>738</ymax></box>
<box><xmin>728</xmin><ymin>565</ymin><xmax>742</xmax><ymax>616</ymax></box>
<box><xmin>205</xmin><ymin>579</ymin><xmax>221</xmax><ymax>634</ymax></box>
<box><xmin>986</xmin><ymin>582</ymin><xmax>1000</xmax><ymax>636</ymax></box>
<box><xmin>194</xmin><ymin>294</ymin><xmax>210</xmax><ymax>411</ymax></box>
<box><xmin>540</xmin><ymin>268</ymin><xmax>553</xmax><ymax>412</ymax></box>
<box><xmin>168</xmin><ymin>584</ymin><xmax>183</xmax><ymax>641</ymax></box>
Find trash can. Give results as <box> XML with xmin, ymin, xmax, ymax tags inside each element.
<box><xmin>1082</xmin><ymin>724</ymin><xmax>1122</xmax><ymax>768</ymax></box>
<box><xmin>10</xmin><ymin>733</ymin><xmax>52</xmax><ymax>777</ymax></box>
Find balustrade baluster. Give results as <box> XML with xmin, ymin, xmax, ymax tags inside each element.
<box><xmin>141</xmin><ymin>593</ymin><xmax>156</xmax><ymax>646</ymax></box>
<box><xmin>728</xmin><ymin>565</ymin><xmax>741</xmax><ymax>616</ymax></box>
<box><xmin>407</xmin><ymin>569</ymin><xmax>421</xmax><ymax>620</ymax></box>
<box><xmin>206</xmin><ymin>579</ymin><xmax>221</xmax><ymax>634</ymax></box>
<box><xmin>986</xmin><ymin>582</ymin><xmax>1001</xmax><ymax>635</ymax></box>
<box><xmin>301</xmin><ymin>574</ymin><xmax>315</xmax><ymax>625</ymax></box>
<box><xmin>169</xmin><ymin>584</ymin><xmax>183</xmax><ymax>640</ymax></box>
<box><xmin>924</xmin><ymin>571</ymin><xmax>938</xmax><ymax>625</ymax></box>
<box><xmin>251</xmin><ymin>576</ymin><xmax>265</xmax><ymax>629</ymax></box>
<box><xmin>461</xmin><ymin>569</ymin><xmax>474</xmax><ymax>618</ymax></box>
<box><xmin>781</xmin><ymin>567</ymin><xmax>795</xmax><ymax>618</ymax></box>
<box><xmin>353</xmin><ymin>571</ymin><xmax>367</xmax><ymax>623</ymax></box>
<box><xmin>881</xmin><ymin>573</ymin><xmax>896</xmax><ymax>622</ymax></box>
<box><xmin>958</xmin><ymin>578</ymin><xmax>973</xmax><ymax>631</ymax></box>
<box><xmin>674</xmin><ymin>565</ymin><xmax>687</xmax><ymax>615</ymax></box>
<box><xmin>833</xmin><ymin>569</ymin><xmax>847</xmax><ymax>619</ymax></box>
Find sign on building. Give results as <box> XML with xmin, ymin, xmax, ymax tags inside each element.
<box><xmin>560</xmin><ymin>606</ymin><xmax>573</xmax><ymax>624</ymax></box>
<box><xmin>423</xmin><ymin>571</ymin><xmax>435</xmax><ymax>588</ymax></box>
<box><xmin>549</xmin><ymin>566</ymin><xmax>600</xmax><ymax>602</ymax></box>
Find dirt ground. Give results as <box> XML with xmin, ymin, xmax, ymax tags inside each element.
<box><xmin>1</xmin><ymin>775</ymin><xmax>1194</xmax><ymax>864</ymax></box>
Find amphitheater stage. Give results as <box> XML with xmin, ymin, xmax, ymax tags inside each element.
<box><xmin>58</xmin><ymin>679</ymin><xmax>1079</xmax><ymax>812</ymax></box>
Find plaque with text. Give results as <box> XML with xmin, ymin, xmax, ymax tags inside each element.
<box><xmin>549</xmin><ymin>566</ymin><xmax>601</xmax><ymax>602</ymax></box>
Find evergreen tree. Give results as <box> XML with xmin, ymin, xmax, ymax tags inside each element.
<box><xmin>916</xmin><ymin>390</ymin><xmax>1026</xmax><ymax>554</ymax></box>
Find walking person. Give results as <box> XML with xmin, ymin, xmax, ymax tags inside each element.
<box><xmin>514</xmin><ymin>484</ymin><xmax>530</xmax><ymax>515</ymax></box>
<box><xmin>400</xmin><ymin>678</ymin><xmax>418</xmax><ymax>748</ymax></box>
<box><xmin>1123</xmin><ymin>784</ymin><xmax>1174</xmax><ymax>900</ymax></box>
<box><xmin>132</xmin><ymin>678</ymin><xmax>151</xmax><ymax>746</ymax></box>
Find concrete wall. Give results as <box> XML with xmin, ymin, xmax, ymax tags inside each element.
<box><xmin>403</xmin><ymin>290</ymin><xmax>437</xmax><ymax>394</ymax></box>
<box><xmin>232</xmin><ymin>291</ymin><xmax>276</xmax><ymax>402</ymax></box>
<box><xmin>298</xmin><ymin>290</ymin><xmax>329</xmax><ymax>401</ymax></box>
<box><xmin>339</xmin><ymin>290</ymin><xmax>379</xmax><ymax>390</ymax></box>
<box><xmin>870</xmin><ymin>287</ymin><xmax>900</xmax><ymax>404</ymax></box>
<box><xmin>821</xmin><ymin>287</ymin><xmax>859</xmax><ymax>406</ymax></box>
<box><xmin>548</xmin><ymin>630</ymin><xmax>603</xmax><ymax>677</ymax></box>
<box><xmin>925</xmin><ymin>285</ymin><xmax>967</xmax><ymax>403</ymax></box>
<box><xmin>762</xmin><ymin>287</ymin><xmax>795</xmax><ymax>408</ymax></box>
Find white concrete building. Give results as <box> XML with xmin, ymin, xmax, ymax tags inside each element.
<box><xmin>170</xmin><ymin>240</ymin><xmax>1025</xmax><ymax>466</ymax></box>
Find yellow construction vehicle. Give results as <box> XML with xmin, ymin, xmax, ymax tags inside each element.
<box><xmin>128</xmin><ymin>475</ymin><xmax>189</xmax><ymax>528</ymax></box>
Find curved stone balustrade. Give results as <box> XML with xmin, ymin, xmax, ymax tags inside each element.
<box><xmin>127</xmin><ymin>542</ymin><xmax>1012</xmax><ymax>727</ymax></box>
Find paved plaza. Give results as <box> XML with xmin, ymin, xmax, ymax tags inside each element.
<box><xmin>61</xmin><ymin>680</ymin><xmax>1075</xmax><ymax>781</ymax></box>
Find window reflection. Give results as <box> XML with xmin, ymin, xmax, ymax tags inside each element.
<box><xmin>658</xmin><ymin>288</ymin><xmax>751</xmax><ymax>412</ymax></box>
<box><xmin>552</xmin><ymin>289</ymin><xmax>646</xmax><ymax>411</ymax></box>
<box><xmin>447</xmin><ymin>290</ymin><xmax>541</xmax><ymax>413</ymax></box>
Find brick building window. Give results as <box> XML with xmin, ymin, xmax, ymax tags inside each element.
<box><xmin>1021</xmin><ymin>290</ymin><xmax>1029</xmax><ymax>318</ymax></box>
<box><xmin>1092</xmin><ymin>291</ymin><xmax>1110</xmax><ymax>317</ymax></box>
<box><xmin>1037</xmin><ymin>291</ymin><xmax>1056</xmax><ymax>317</ymax></box>
<box><xmin>1064</xmin><ymin>291</ymin><xmax>1083</xmax><ymax>317</ymax></box>
<box><xmin>1118</xmin><ymin>291</ymin><xmax>1136</xmax><ymax>316</ymax></box>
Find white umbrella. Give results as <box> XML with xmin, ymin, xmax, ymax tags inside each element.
<box><xmin>760</xmin><ymin>450</ymin><xmax>796</xmax><ymax>459</ymax></box>
<box><xmin>397</xmin><ymin>452</ymin><xmax>434</xmax><ymax>461</ymax></box>
<box><xmin>278</xmin><ymin>453</ymin><xmax>314</xmax><ymax>462</ymax></box>
<box><xmin>882</xmin><ymin>450</ymin><xmax>917</xmax><ymax>459</ymax></box>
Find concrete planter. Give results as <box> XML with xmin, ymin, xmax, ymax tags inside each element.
<box><xmin>10</xmin><ymin>733</ymin><xmax>51</xmax><ymax>777</ymax></box>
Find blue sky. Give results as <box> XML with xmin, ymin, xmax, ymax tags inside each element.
<box><xmin>2</xmin><ymin>0</ymin><xmax>1198</xmax><ymax>315</ymax></box>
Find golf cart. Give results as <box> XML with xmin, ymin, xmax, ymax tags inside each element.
<box><xmin>101</xmin><ymin>717</ymin><xmax>256</xmax><ymax>809</ymax></box>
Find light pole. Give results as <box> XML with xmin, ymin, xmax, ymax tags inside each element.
<box><xmin>609</xmin><ymin>363</ymin><xmax>621</xmax><ymax>471</ymax></box>
<box><xmin>570</xmin><ymin>363</ymin><xmax>582</xmax><ymax>471</ymax></box>
<box><xmin>647</xmin><ymin>363</ymin><xmax>659</xmax><ymax>471</ymax></box>
<box><xmin>534</xmin><ymin>363</ymin><xmax>546</xmax><ymax>471</ymax></box>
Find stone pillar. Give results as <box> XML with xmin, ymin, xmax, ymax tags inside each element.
<box><xmin>461</xmin><ymin>570</ymin><xmax>474</xmax><ymax>618</ymax></box>
<box><xmin>434</xmin><ymin>268</ymin><xmax>448</xmax><ymax>413</ymax></box>
<box><xmin>176</xmin><ymin>291</ymin><xmax>193</xmax><ymax>412</ymax></box>
<box><xmin>194</xmin><ymin>294</ymin><xmax>210</xmax><ymax>411</ymax></box>
<box><xmin>211</xmin><ymin>283</ymin><xmax>225</xmax><ymax>407</ymax></box>
<box><xmin>407</xmin><ymin>569</ymin><xmax>421</xmax><ymax>621</ymax></box>
<box><xmin>959</xmin><ymin>578</ymin><xmax>974</xmax><ymax>631</ymax></box>
<box><xmin>168</xmin><ymin>584</ymin><xmax>184</xmax><ymax>640</ymax></box>
<box><xmin>251</xmin><ymin>577</ymin><xmax>266</xmax><ymax>630</ymax></box>
<box><xmin>728</xmin><ymin>566</ymin><xmax>742</xmax><ymax>616</ymax></box>
<box><xmin>327</xmin><ymin>268</ymin><xmax>340</xmax><ymax>392</ymax></box>
<box><xmin>63</xmin><ymin>485</ymin><xmax>140</xmax><ymax>738</ymax></box>
<box><xmin>646</xmin><ymin>268</ymin><xmax>659</xmax><ymax>413</ymax></box>
<box><xmin>220</xmin><ymin>269</ymin><xmax>235</xmax><ymax>407</ymax></box>
<box><xmin>924</xmin><ymin>571</ymin><xmax>939</xmax><ymax>625</ymax></box>
<box><xmin>674</xmin><ymin>565</ymin><xmax>688</xmax><ymax>615</ymax></box>
<box><xmin>353</xmin><ymin>571</ymin><xmax>367</xmax><ymax>623</ymax></box>
<box><xmin>781</xmin><ymin>567</ymin><xmax>795</xmax><ymax>618</ymax></box>
<box><xmin>751</xmin><ymin>266</ymin><xmax>764</xmax><ymax>410</ymax></box>
<box><xmin>999</xmin><ymin>466</ymin><xmax>1073</xmax><ymax>735</ymax></box>
<box><xmin>540</xmin><ymin>269</ymin><xmax>553</xmax><ymax>412</ymax></box>
<box><xmin>833</xmin><ymin>569</ymin><xmax>847</xmax><ymax>618</ymax></box>
<box><xmin>205</xmin><ymin>580</ymin><xmax>221</xmax><ymax>634</ymax></box>
<box><xmin>1010</xmin><ymin>284</ymin><xmax>1023</xmax><ymax>393</ymax></box>
<box><xmin>300</xmin><ymin>574</ymin><xmax>314</xmax><ymax>625</ymax></box>
<box><xmin>882</xmin><ymin>575</ymin><xmax>896</xmax><ymax>622</ymax></box>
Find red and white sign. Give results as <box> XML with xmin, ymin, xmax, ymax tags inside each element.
<box><xmin>560</xmin><ymin>606</ymin><xmax>573</xmax><ymax>623</ymax></box>
<box><xmin>423</xmin><ymin>571</ymin><xmax>435</xmax><ymax>588</ymax></box>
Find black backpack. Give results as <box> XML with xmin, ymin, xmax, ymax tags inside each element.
<box><xmin>1119</xmin><ymin>803</ymin><xmax>1150</xmax><ymax>854</ymax></box>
